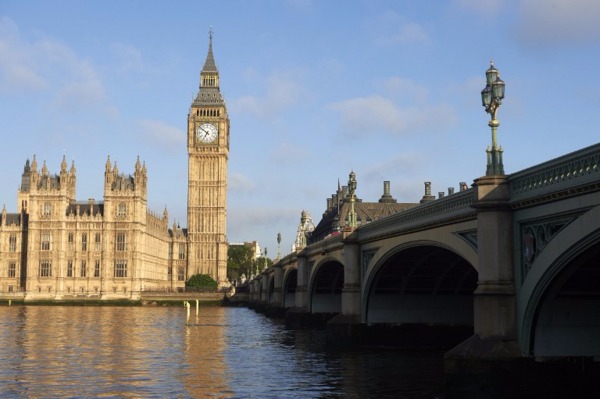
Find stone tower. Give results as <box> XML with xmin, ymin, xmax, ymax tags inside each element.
<box><xmin>186</xmin><ymin>30</ymin><xmax>229</xmax><ymax>285</ymax></box>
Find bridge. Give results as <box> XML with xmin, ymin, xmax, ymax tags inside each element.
<box><xmin>247</xmin><ymin>142</ymin><xmax>600</xmax><ymax>379</ymax></box>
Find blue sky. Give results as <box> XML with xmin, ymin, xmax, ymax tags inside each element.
<box><xmin>2</xmin><ymin>0</ymin><xmax>600</xmax><ymax>256</ymax></box>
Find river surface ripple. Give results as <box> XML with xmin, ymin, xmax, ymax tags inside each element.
<box><xmin>0</xmin><ymin>306</ymin><xmax>443</xmax><ymax>398</ymax></box>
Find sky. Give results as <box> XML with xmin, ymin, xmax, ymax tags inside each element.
<box><xmin>2</xmin><ymin>0</ymin><xmax>600</xmax><ymax>257</ymax></box>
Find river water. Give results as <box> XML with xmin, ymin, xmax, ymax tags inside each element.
<box><xmin>0</xmin><ymin>306</ymin><xmax>444</xmax><ymax>398</ymax></box>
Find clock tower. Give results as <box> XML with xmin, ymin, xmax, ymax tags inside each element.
<box><xmin>187</xmin><ymin>30</ymin><xmax>229</xmax><ymax>285</ymax></box>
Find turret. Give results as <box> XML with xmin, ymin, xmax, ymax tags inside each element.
<box><xmin>104</xmin><ymin>156</ymin><xmax>113</xmax><ymax>195</ymax></box>
<box><xmin>59</xmin><ymin>155</ymin><xmax>69</xmax><ymax>193</ymax></box>
<box><xmin>292</xmin><ymin>210</ymin><xmax>315</xmax><ymax>252</ymax></box>
<box><xmin>20</xmin><ymin>159</ymin><xmax>32</xmax><ymax>193</ymax></box>
<box><xmin>60</xmin><ymin>155</ymin><xmax>67</xmax><ymax>173</ymax></box>
<box><xmin>68</xmin><ymin>160</ymin><xmax>76</xmax><ymax>200</ymax></box>
<box><xmin>133</xmin><ymin>156</ymin><xmax>147</xmax><ymax>195</ymax></box>
<box><xmin>31</xmin><ymin>155</ymin><xmax>37</xmax><ymax>173</ymax></box>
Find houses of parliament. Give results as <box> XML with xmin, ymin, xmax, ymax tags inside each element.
<box><xmin>0</xmin><ymin>34</ymin><xmax>229</xmax><ymax>300</ymax></box>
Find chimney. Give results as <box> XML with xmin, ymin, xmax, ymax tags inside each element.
<box><xmin>379</xmin><ymin>181</ymin><xmax>397</xmax><ymax>203</ymax></box>
<box><xmin>420</xmin><ymin>181</ymin><xmax>435</xmax><ymax>204</ymax></box>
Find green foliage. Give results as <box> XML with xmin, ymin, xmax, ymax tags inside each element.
<box><xmin>256</xmin><ymin>256</ymin><xmax>273</xmax><ymax>270</ymax></box>
<box><xmin>185</xmin><ymin>274</ymin><xmax>218</xmax><ymax>291</ymax></box>
<box><xmin>227</xmin><ymin>244</ymin><xmax>255</xmax><ymax>281</ymax></box>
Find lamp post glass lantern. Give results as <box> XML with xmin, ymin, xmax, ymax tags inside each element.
<box><xmin>481</xmin><ymin>60</ymin><xmax>505</xmax><ymax>176</ymax></box>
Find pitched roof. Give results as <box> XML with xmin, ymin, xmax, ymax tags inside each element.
<box><xmin>309</xmin><ymin>199</ymin><xmax>417</xmax><ymax>244</ymax></box>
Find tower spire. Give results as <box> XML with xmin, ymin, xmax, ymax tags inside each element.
<box><xmin>201</xmin><ymin>27</ymin><xmax>218</xmax><ymax>75</ymax></box>
<box><xmin>193</xmin><ymin>28</ymin><xmax>223</xmax><ymax>106</ymax></box>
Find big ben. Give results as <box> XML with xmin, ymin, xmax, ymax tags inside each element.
<box><xmin>187</xmin><ymin>30</ymin><xmax>229</xmax><ymax>285</ymax></box>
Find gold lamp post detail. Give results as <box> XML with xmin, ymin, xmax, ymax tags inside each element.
<box><xmin>481</xmin><ymin>60</ymin><xmax>506</xmax><ymax>176</ymax></box>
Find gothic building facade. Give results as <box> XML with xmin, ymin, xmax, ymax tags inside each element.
<box><xmin>0</xmin><ymin>34</ymin><xmax>228</xmax><ymax>300</ymax></box>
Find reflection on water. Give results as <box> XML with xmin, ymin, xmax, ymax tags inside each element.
<box><xmin>0</xmin><ymin>306</ymin><xmax>443</xmax><ymax>398</ymax></box>
<box><xmin>225</xmin><ymin>308</ymin><xmax>444</xmax><ymax>398</ymax></box>
<box><xmin>0</xmin><ymin>306</ymin><xmax>230</xmax><ymax>398</ymax></box>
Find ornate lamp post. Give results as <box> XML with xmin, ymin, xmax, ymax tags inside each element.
<box><xmin>276</xmin><ymin>233</ymin><xmax>281</xmax><ymax>260</ymax></box>
<box><xmin>263</xmin><ymin>247</ymin><xmax>267</xmax><ymax>271</ymax></box>
<box><xmin>348</xmin><ymin>171</ymin><xmax>357</xmax><ymax>229</ymax></box>
<box><xmin>481</xmin><ymin>60</ymin><xmax>506</xmax><ymax>176</ymax></box>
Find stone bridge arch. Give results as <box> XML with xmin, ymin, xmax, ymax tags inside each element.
<box><xmin>518</xmin><ymin>205</ymin><xmax>600</xmax><ymax>356</ymax></box>
<box><xmin>282</xmin><ymin>267</ymin><xmax>297</xmax><ymax>308</ymax></box>
<box><xmin>267</xmin><ymin>274</ymin><xmax>275</xmax><ymax>305</ymax></box>
<box><xmin>363</xmin><ymin>240</ymin><xmax>478</xmax><ymax>327</ymax></box>
<box><xmin>309</xmin><ymin>258</ymin><xmax>344</xmax><ymax>314</ymax></box>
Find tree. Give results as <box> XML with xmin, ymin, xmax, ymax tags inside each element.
<box><xmin>254</xmin><ymin>256</ymin><xmax>273</xmax><ymax>273</ymax></box>
<box><xmin>227</xmin><ymin>244</ymin><xmax>255</xmax><ymax>282</ymax></box>
<box><xmin>185</xmin><ymin>274</ymin><xmax>218</xmax><ymax>292</ymax></box>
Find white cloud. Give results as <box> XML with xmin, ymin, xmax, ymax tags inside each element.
<box><xmin>390</xmin><ymin>22</ymin><xmax>430</xmax><ymax>45</ymax></box>
<box><xmin>517</xmin><ymin>0</ymin><xmax>600</xmax><ymax>46</ymax></box>
<box><xmin>109</xmin><ymin>42</ymin><xmax>145</xmax><ymax>73</ymax></box>
<box><xmin>373</xmin><ymin>12</ymin><xmax>430</xmax><ymax>46</ymax></box>
<box><xmin>363</xmin><ymin>152</ymin><xmax>424</xmax><ymax>181</ymax></box>
<box><xmin>381</xmin><ymin>77</ymin><xmax>430</xmax><ymax>104</ymax></box>
<box><xmin>54</xmin><ymin>61</ymin><xmax>114</xmax><ymax>114</ymax></box>
<box><xmin>230</xmin><ymin>172</ymin><xmax>256</xmax><ymax>193</ymax></box>
<box><xmin>0</xmin><ymin>17</ymin><xmax>115</xmax><ymax>114</ymax></box>
<box><xmin>329</xmin><ymin>95</ymin><xmax>457</xmax><ymax>138</ymax></box>
<box><xmin>233</xmin><ymin>70</ymin><xmax>308</xmax><ymax>118</ymax></box>
<box><xmin>0</xmin><ymin>17</ymin><xmax>48</xmax><ymax>92</ymax></box>
<box><xmin>228</xmin><ymin>206</ymin><xmax>298</xmax><ymax>246</ymax></box>
<box><xmin>270</xmin><ymin>142</ymin><xmax>307</xmax><ymax>165</ymax></box>
<box><xmin>137</xmin><ymin>119</ymin><xmax>185</xmax><ymax>151</ymax></box>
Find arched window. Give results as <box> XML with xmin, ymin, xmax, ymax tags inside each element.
<box><xmin>118</xmin><ymin>203</ymin><xmax>127</xmax><ymax>217</ymax></box>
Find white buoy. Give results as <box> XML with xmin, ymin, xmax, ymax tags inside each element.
<box><xmin>8</xmin><ymin>300</ymin><xmax>11</xmax><ymax>306</ymax></box>
<box><xmin>196</xmin><ymin>299</ymin><xmax>199</xmax><ymax>317</ymax></box>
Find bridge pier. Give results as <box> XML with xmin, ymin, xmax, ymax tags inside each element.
<box><xmin>271</xmin><ymin>265</ymin><xmax>283</xmax><ymax>307</ymax></box>
<box><xmin>295</xmin><ymin>255</ymin><xmax>309</xmax><ymax>309</ymax></box>
<box><xmin>324</xmin><ymin>241</ymin><xmax>365</xmax><ymax>345</ymax></box>
<box><xmin>445</xmin><ymin>175</ymin><xmax>522</xmax><ymax>392</ymax></box>
<box><xmin>341</xmin><ymin>241</ymin><xmax>361</xmax><ymax>316</ymax></box>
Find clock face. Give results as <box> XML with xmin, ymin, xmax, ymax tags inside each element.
<box><xmin>196</xmin><ymin>123</ymin><xmax>218</xmax><ymax>143</ymax></box>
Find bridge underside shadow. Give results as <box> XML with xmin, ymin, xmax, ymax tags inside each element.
<box><xmin>365</xmin><ymin>246</ymin><xmax>477</xmax><ymax>348</ymax></box>
<box><xmin>311</xmin><ymin>261</ymin><xmax>343</xmax><ymax>314</ymax></box>
<box><xmin>283</xmin><ymin>269</ymin><xmax>297</xmax><ymax>309</ymax></box>
<box><xmin>532</xmin><ymin>239</ymin><xmax>600</xmax><ymax>357</ymax></box>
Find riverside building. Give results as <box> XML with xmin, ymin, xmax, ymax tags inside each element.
<box><xmin>0</xmin><ymin>33</ymin><xmax>229</xmax><ymax>300</ymax></box>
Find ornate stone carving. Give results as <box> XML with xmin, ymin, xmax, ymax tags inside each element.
<box><xmin>456</xmin><ymin>230</ymin><xmax>478</xmax><ymax>251</ymax></box>
<box><xmin>361</xmin><ymin>249</ymin><xmax>378</xmax><ymax>280</ymax></box>
<box><xmin>521</xmin><ymin>217</ymin><xmax>575</xmax><ymax>280</ymax></box>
